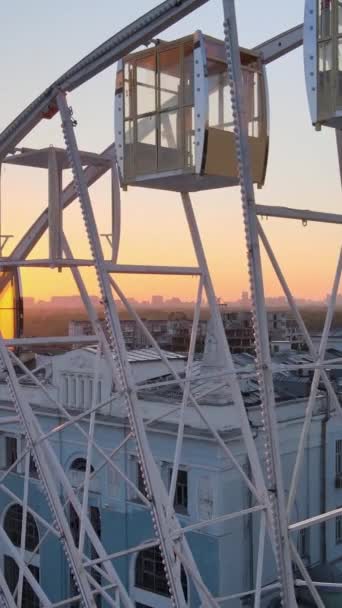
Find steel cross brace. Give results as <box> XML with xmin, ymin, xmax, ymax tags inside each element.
<box><xmin>0</xmin><ymin>337</ymin><xmax>134</xmax><ymax>608</ymax></box>
<box><xmin>57</xmin><ymin>91</ymin><xmax>219</xmax><ymax>608</ymax></box>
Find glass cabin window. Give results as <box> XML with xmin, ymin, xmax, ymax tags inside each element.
<box><xmin>159</xmin><ymin>47</ymin><xmax>181</xmax><ymax>110</ymax></box>
<box><xmin>208</xmin><ymin>58</ymin><xmax>260</xmax><ymax>137</ymax></box>
<box><xmin>123</xmin><ymin>39</ymin><xmax>195</xmax><ymax>178</ymax></box>
<box><xmin>136</xmin><ymin>53</ymin><xmax>156</xmax><ymax>116</ymax></box>
<box><xmin>317</xmin><ymin>0</ymin><xmax>334</xmax><ymax>116</ymax></box>
<box><xmin>319</xmin><ymin>0</ymin><xmax>332</xmax><ymax>39</ymax></box>
<box><xmin>136</xmin><ymin>115</ymin><xmax>157</xmax><ymax>173</ymax></box>
<box><xmin>208</xmin><ymin>60</ymin><xmax>232</xmax><ymax>131</ymax></box>
<box><xmin>159</xmin><ymin>110</ymin><xmax>182</xmax><ymax>170</ymax></box>
<box><xmin>319</xmin><ymin>40</ymin><xmax>333</xmax><ymax>72</ymax></box>
<box><xmin>339</xmin><ymin>1</ymin><xmax>342</xmax><ymax>34</ymax></box>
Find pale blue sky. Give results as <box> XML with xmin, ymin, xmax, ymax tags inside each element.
<box><xmin>0</xmin><ymin>2</ymin><xmax>340</xmax><ymax>301</ymax></box>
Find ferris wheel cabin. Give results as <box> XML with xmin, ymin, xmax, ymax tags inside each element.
<box><xmin>304</xmin><ymin>0</ymin><xmax>342</xmax><ymax>128</ymax></box>
<box><xmin>115</xmin><ymin>32</ymin><xmax>269</xmax><ymax>192</ymax></box>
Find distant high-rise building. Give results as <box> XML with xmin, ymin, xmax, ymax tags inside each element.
<box><xmin>151</xmin><ymin>295</ymin><xmax>164</xmax><ymax>306</ymax></box>
<box><xmin>241</xmin><ymin>291</ymin><xmax>249</xmax><ymax>305</ymax></box>
<box><xmin>23</xmin><ymin>297</ymin><xmax>35</xmax><ymax>307</ymax></box>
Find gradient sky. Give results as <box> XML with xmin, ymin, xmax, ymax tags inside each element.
<box><xmin>0</xmin><ymin>1</ymin><xmax>341</xmax><ymax>303</ymax></box>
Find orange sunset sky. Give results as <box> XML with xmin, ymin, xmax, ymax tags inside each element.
<box><xmin>1</xmin><ymin>1</ymin><xmax>341</xmax><ymax>303</ymax></box>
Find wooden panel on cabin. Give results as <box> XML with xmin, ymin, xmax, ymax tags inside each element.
<box><xmin>204</xmin><ymin>127</ymin><xmax>267</xmax><ymax>186</ymax></box>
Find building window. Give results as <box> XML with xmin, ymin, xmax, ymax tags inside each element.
<box><xmin>69</xmin><ymin>504</ymin><xmax>80</xmax><ymax>546</ymax></box>
<box><xmin>5</xmin><ymin>436</ymin><xmax>17</xmax><ymax>469</ymax></box>
<box><xmin>29</xmin><ymin>453</ymin><xmax>39</xmax><ymax>478</ymax></box>
<box><xmin>336</xmin><ymin>512</ymin><xmax>342</xmax><ymax>544</ymax></box>
<box><xmin>4</xmin><ymin>557</ymin><xmax>39</xmax><ymax>608</ymax></box>
<box><xmin>135</xmin><ymin>547</ymin><xmax>187</xmax><ymax>600</ymax></box>
<box><xmin>1</xmin><ymin>437</ymin><xmax>38</xmax><ymax>478</ymax></box>
<box><xmin>298</xmin><ymin>528</ymin><xmax>309</xmax><ymax>558</ymax></box>
<box><xmin>336</xmin><ymin>440</ymin><xmax>342</xmax><ymax>475</ymax></box>
<box><xmin>4</xmin><ymin>504</ymin><xmax>40</xmax><ymax>608</ymax></box>
<box><xmin>130</xmin><ymin>457</ymin><xmax>148</xmax><ymax>502</ymax></box>
<box><xmin>70</xmin><ymin>458</ymin><xmax>94</xmax><ymax>473</ymax></box>
<box><xmin>169</xmin><ymin>468</ymin><xmax>188</xmax><ymax>514</ymax></box>
<box><xmin>137</xmin><ymin>465</ymin><xmax>147</xmax><ymax>498</ymax></box>
<box><xmin>90</xmin><ymin>506</ymin><xmax>101</xmax><ymax>608</ymax></box>
<box><xmin>69</xmin><ymin>505</ymin><xmax>80</xmax><ymax>608</ymax></box>
<box><xmin>4</xmin><ymin>504</ymin><xmax>39</xmax><ymax>552</ymax></box>
<box><xmin>69</xmin><ymin>505</ymin><xmax>101</xmax><ymax>608</ymax></box>
<box><xmin>62</xmin><ymin>373</ymin><xmax>101</xmax><ymax>409</ymax></box>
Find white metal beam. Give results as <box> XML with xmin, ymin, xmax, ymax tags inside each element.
<box><xmin>48</xmin><ymin>146</ymin><xmax>62</xmax><ymax>260</ymax></box>
<box><xmin>256</xmin><ymin>204</ymin><xmax>342</xmax><ymax>224</ymax></box>
<box><xmin>222</xmin><ymin>1</ymin><xmax>297</xmax><ymax>603</ymax></box>
<box><xmin>0</xmin><ymin>259</ymin><xmax>201</xmax><ymax>274</ymax></box>
<box><xmin>253</xmin><ymin>24</ymin><xmax>303</xmax><ymax>64</ymax></box>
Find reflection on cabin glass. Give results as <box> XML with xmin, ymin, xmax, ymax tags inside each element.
<box><xmin>0</xmin><ymin>271</ymin><xmax>23</xmax><ymax>340</ymax></box>
<box><xmin>115</xmin><ymin>32</ymin><xmax>269</xmax><ymax>192</ymax></box>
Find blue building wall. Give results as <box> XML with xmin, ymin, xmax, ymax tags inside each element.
<box><xmin>1</xmin><ymin>356</ymin><xmax>342</xmax><ymax>606</ymax></box>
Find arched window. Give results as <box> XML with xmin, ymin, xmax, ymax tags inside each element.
<box><xmin>70</xmin><ymin>458</ymin><xmax>94</xmax><ymax>473</ymax></box>
<box><xmin>135</xmin><ymin>547</ymin><xmax>187</xmax><ymax>601</ymax></box>
<box><xmin>68</xmin><ymin>458</ymin><xmax>97</xmax><ymax>492</ymax></box>
<box><xmin>3</xmin><ymin>504</ymin><xmax>40</xmax><ymax>608</ymax></box>
<box><xmin>4</xmin><ymin>504</ymin><xmax>39</xmax><ymax>552</ymax></box>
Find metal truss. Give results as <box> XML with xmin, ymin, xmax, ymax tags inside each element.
<box><xmin>0</xmin><ymin>1</ymin><xmax>341</xmax><ymax>607</ymax></box>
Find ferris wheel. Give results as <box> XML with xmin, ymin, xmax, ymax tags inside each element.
<box><xmin>0</xmin><ymin>1</ymin><xmax>341</xmax><ymax>607</ymax></box>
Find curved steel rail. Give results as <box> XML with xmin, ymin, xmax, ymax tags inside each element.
<box><xmin>0</xmin><ymin>0</ymin><xmax>209</xmax><ymax>163</ymax></box>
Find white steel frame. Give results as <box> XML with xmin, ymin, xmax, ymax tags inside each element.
<box><xmin>0</xmin><ymin>1</ymin><xmax>340</xmax><ymax>607</ymax></box>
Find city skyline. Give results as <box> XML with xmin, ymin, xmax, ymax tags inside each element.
<box><xmin>23</xmin><ymin>291</ymin><xmax>342</xmax><ymax>308</ymax></box>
